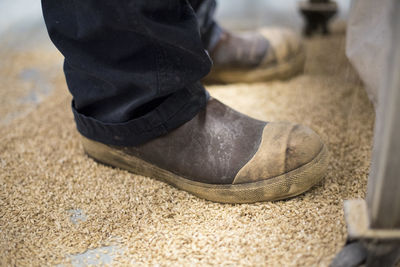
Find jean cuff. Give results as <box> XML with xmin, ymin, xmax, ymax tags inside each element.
<box><xmin>72</xmin><ymin>82</ymin><xmax>208</xmax><ymax>146</ymax></box>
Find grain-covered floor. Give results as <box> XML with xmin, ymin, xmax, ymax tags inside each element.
<box><xmin>0</xmin><ymin>30</ymin><xmax>375</xmax><ymax>266</ymax></box>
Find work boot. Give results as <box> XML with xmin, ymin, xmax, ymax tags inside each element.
<box><xmin>82</xmin><ymin>98</ymin><xmax>328</xmax><ymax>203</ymax></box>
<box><xmin>205</xmin><ymin>27</ymin><xmax>305</xmax><ymax>84</ymax></box>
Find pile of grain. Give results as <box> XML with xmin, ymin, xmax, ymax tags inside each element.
<box><xmin>0</xmin><ymin>32</ymin><xmax>375</xmax><ymax>266</ymax></box>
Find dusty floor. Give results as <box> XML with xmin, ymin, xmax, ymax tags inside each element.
<box><xmin>0</xmin><ymin>30</ymin><xmax>375</xmax><ymax>266</ymax></box>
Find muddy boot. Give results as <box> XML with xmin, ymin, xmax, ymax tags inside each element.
<box><xmin>204</xmin><ymin>27</ymin><xmax>305</xmax><ymax>84</ymax></box>
<box><xmin>82</xmin><ymin>98</ymin><xmax>328</xmax><ymax>203</ymax></box>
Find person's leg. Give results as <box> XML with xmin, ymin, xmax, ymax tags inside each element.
<box><xmin>42</xmin><ymin>0</ymin><xmax>211</xmax><ymax>146</ymax></box>
<box><xmin>42</xmin><ymin>0</ymin><xmax>328</xmax><ymax>203</ymax></box>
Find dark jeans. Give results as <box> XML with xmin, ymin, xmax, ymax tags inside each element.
<box><xmin>41</xmin><ymin>0</ymin><xmax>221</xmax><ymax>146</ymax></box>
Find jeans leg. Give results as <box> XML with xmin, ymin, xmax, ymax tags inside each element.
<box><xmin>190</xmin><ymin>0</ymin><xmax>223</xmax><ymax>51</ymax></box>
<box><xmin>41</xmin><ymin>0</ymin><xmax>212</xmax><ymax>146</ymax></box>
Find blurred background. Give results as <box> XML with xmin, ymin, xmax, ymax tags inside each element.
<box><xmin>0</xmin><ymin>0</ymin><xmax>350</xmax><ymax>49</ymax></box>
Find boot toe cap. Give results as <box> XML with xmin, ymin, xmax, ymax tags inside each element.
<box><xmin>285</xmin><ymin>124</ymin><xmax>324</xmax><ymax>172</ymax></box>
<box><xmin>232</xmin><ymin>122</ymin><xmax>326</xmax><ymax>186</ymax></box>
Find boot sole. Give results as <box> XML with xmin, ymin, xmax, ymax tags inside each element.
<box><xmin>203</xmin><ymin>47</ymin><xmax>306</xmax><ymax>84</ymax></box>
<box><xmin>82</xmin><ymin>136</ymin><xmax>328</xmax><ymax>203</ymax></box>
